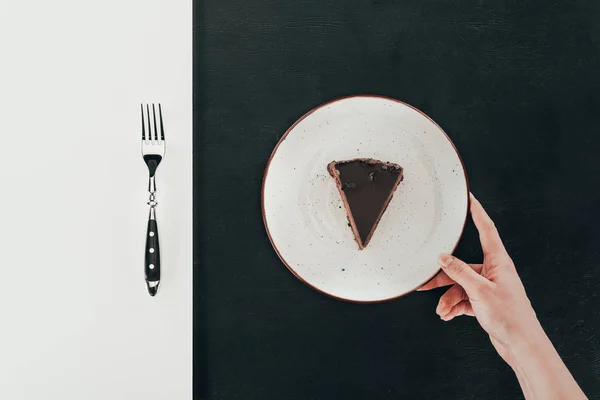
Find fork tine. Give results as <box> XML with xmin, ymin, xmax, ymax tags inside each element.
<box><xmin>158</xmin><ymin>104</ymin><xmax>165</xmax><ymax>141</ymax></box>
<box><xmin>146</xmin><ymin>104</ymin><xmax>154</xmax><ymax>141</ymax></box>
<box><xmin>141</xmin><ymin>104</ymin><xmax>146</xmax><ymax>141</ymax></box>
<box><xmin>152</xmin><ymin>104</ymin><xmax>159</xmax><ymax>143</ymax></box>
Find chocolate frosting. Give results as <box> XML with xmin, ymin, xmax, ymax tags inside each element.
<box><xmin>328</xmin><ymin>159</ymin><xmax>404</xmax><ymax>249</ymax></box>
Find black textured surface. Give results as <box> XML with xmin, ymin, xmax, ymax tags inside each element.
<box><xmin>194</xmin><ymin>1</ymin><xmax>600</xmax><ymax>399</ymax></box>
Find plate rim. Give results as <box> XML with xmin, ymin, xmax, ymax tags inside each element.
<box><xmin>262</xmin><ymin>94</ymin><xmax>470</xmax><ymax>303</ymax></box>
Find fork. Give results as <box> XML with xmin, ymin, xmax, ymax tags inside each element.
<box><xmin>141</xmin><ymin>104</ymin><xmax>165</xmax><ymax>296</ymax></box>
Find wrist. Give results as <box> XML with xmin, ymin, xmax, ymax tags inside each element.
<box><xmin>503</xmin><ymin>318</ymin><xmax>588</xmax><ymax>399</ymax></box>
<box><xmin>503</xmin><ymin>315</ymin><xmax>547</xmax><ymax>365</ymax></box>
<box><xmin>506</xmin><ymin>318</ymin><xmax>555</xmax><ymax>369</ymax></box>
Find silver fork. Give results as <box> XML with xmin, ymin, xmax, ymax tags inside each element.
<box><xmin>141</xmin><ymin>104</ymin><xmax>165</xmax><ymax>296</ymax></box>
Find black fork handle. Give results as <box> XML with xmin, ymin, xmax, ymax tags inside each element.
<box><xmin>145</xmin><ymin>216</ymin><xmax>161</xmax><ymax>291</ymax></box>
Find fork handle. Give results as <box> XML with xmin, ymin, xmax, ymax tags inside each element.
<box><xmin>145</xmin><ymin>213</ymin><xmax>161</xmax><ymax>284</ymax></box>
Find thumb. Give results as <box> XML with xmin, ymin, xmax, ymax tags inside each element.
<box><xmin>438</xmin><ymin>254</ymin><xmax>488</xmax><ymax>296</ymax></box>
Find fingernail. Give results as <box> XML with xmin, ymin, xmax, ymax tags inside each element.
<box><xmin>438</xmin><ymin>254</ymin><xmax>453</xmax><ymax>268</ymax></box>
<box><xmin>436</xmin><ymin>300</ymin><xmax>446</xmax><ymax>315</ymax></box>
<box><xmin>440</xmin><ymin>312</ymin><xmax>453</xmax><ymax>321</ymax></box>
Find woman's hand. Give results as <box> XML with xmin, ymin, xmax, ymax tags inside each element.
<box><xmin>420</xmin><ymin>193</ymin><xmax>587</xmax><ymax>400</ymax></box>
<box><xmin>419</xmin><ymin>194</ymin><xmax>538</xmax><ymax>364</ymax></box>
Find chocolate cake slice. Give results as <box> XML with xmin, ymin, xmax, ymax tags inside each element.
<box><xmin>328</xmin><ymin>158</ymin><xmax>404</xmax><ymax>249</ymax></box>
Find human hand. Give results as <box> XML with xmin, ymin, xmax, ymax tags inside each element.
<box><xmin>420</xmin><ymin>194</ymin><xmax>588</xmax><ymax>399</ymax></box>
<box><xmin>419</xmin><ymin>193</ymin><xmax>540</xmax><ymax>365</ymax></box>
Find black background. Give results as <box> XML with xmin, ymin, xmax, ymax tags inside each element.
<box><xmin>194</xmin><ymin>1</ymin><xmax>600</xmax><ymax>399</ymax></box>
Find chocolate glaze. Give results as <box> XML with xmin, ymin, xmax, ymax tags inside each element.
<box><xmin>328</xmin><ymin>158</ymin><xmax>404</xmax><ymax>249</ymax></box>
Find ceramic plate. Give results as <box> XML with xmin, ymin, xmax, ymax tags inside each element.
<box><xmin>262</xmin><ymin>96</ymin><xmax>469</xmax><ymax>302</ymax></box>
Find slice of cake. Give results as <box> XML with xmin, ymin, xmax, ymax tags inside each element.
<box><xmin>328</xmin><ymin>158</ymin><xmax>404</xmax><ymax>250</ymax></box>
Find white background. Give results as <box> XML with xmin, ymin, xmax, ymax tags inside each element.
<box><xmin>0</xmin><ymin>1</ymin><xmax>192</xmax><ymax>399</ymax></box>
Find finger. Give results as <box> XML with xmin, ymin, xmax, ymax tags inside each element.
<box><xmin>470</xmin><ymin>193</ymin><xmax>506</xmax><ymax>256</ymax></box>
<box><xmin>418</xmin><ymin>271</ymin><xmax>453</xmax><ymax>291</ymax></box>
<box><xmin>438</xmin><ymin>254</ymin><xmax>490</xmax><ymax>297</ymax></box>
<box><xmin>442</xmin><ymin>300</ymin><xmax>475</xmax><ymax>321</ymax></box>
<box><xmin>418</xmin><ymin>264</ymin><xmax>483</xmax><ymax>291</ymax></box>
<box><xmin>436</xmin><ymin>284</ymin><xmax>467</xmax><ymax>316</ymax></box>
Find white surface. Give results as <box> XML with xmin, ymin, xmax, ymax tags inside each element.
<box><xmin>0</xmin><ymin>1</ymin><xmax>192</xmax><ymax>399</ymax></box>
<box><xmin>263</xmin><ymin>96</ymin><xmax>468</xmax><ymax>302</ymax></box>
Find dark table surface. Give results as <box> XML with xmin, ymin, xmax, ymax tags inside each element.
<box><xmin>194</xmin><ymin>1</ymin><xmax>600</xmax><ymax>398</ymax></box>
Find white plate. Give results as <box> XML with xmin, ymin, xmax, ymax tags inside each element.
<box><xmin>262</xmin><ymin>96</ymin><xmax>469</xmax><ymax>303</ymax></box>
